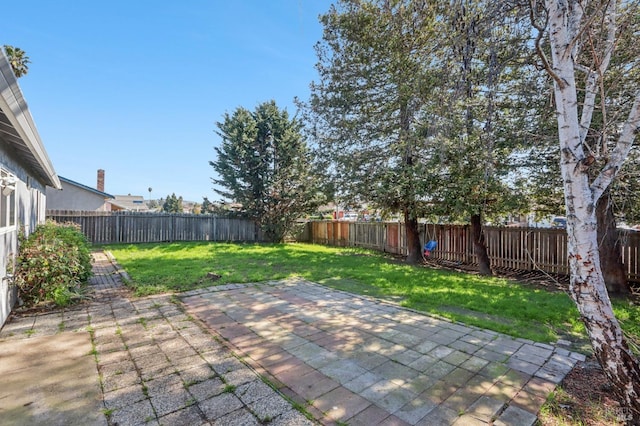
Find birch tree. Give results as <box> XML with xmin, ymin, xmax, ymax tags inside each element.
<box><xmin>532</xmin><ymin>0</ymin><xmax>640</xmax><ymax>420</ymax></box>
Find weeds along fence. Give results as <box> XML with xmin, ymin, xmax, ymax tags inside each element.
<box><xmin>46</xmin><ymin>210</ymin><xmax>262</xmax><ymax>244</ymax></box>
<box><xmin>304</xmin><ymin>221</ymin><xmax>640</xmax><ymax>283</ymax></box>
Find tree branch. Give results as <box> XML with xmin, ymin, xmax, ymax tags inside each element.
<box><xmin>578</xmin><ymin>67</ymin><xmax>600</xmax><ymax>145</ymax></box>
<box><xmin>530</xmin><ymin>0</ymin><xmax>566</xmax><ymax>88</ymax></box>
<box><xmin>577</xmin><ymin>0</ymin><xmax>617</xmax><ymax>146</ymax></box>
<box><xmin>591</xmin><ymin>91</ymin><xmax>640</xmax><ymax>201</ymax></box>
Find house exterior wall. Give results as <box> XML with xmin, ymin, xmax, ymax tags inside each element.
<box><xmin>0</xmin><ymin>147</ymin><xmax>48</xmax><ymax>326</ymax></box>
<box><xmin>46</xmin><ymin>181</ymin><xmax>111</xmax><ymax>211</ymax></box>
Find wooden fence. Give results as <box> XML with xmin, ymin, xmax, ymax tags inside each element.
<box><xmin>304</xmin><ymin>221</ymin><xmax>640</xmax><ymax>283</ymax></box>
<box><xmin>45</xmin><ymin>212</ymin><xmax>640</xmax><ymax>283</ymax></box>
<box><xmin>46</xmin><ymin>210</ymin><xmax>262</xmax><ymax>244</ymax></box>
<box><xmin>307</xmin><ymin>221</ymin><xmax>407</xmax><ymax>254</ymax></box>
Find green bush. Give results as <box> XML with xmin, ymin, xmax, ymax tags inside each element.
<box><xmin>15</xmin><ymin>221</ymin><xmax>92</xmax><ymax>307</ymax></box>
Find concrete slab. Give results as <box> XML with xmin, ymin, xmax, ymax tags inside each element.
<box><xmin>0</xmin><ymin>332</ymin><xmax>105</xmax><ymax>426</ymax></box>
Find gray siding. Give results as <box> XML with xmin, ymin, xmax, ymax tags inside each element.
<box><xmin>46</xmin><ymin>181</ymin><xmax>110</xmax><ymax>211</ymax></box>
<box><xmin>0</xmin><ymin>159</ymin><xmax>47</xmax><ymax>326</ymax></box>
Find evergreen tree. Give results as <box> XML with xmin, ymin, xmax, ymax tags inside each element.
<box><xmin>162</xmin><ymin>193</ymin><xmax>183</xmax><ymax>213</ymax></box>
<box><xmin>210</xmin><ymin>100</ymin><xmax>325</xmax><ymax>242</ymax></box>
<box><xmin>304</xmin><ymin>0</ymin><xmax>532</xmax><ymax>266</ymax></box>
<box><xmin>303</xmin><ymin>0</ymin><xmax>439</xmax><ymax>263</ymax></box>
<box><xmin>419</xmin><ymin>0</ymin><xmax>535</xmax><ymax>274</ymax></box>
<box><xmin>201</xmin><ymin>196</ymin><xmax>214</xmax><ymax>214</ymax></box>
<box><xmin>177</xmin><ymin>195</ymin><xmax>183</xmax><ymax>213</ymax></box>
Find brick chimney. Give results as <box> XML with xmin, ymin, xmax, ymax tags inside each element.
<box><xmin>97</xmin><ymin>169</ymin><xmax>105</xmax><ymax>192</ymax></box>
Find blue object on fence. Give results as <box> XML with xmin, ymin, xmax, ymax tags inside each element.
<box><xmin>423</xmin><ymin>240</ymin><xmax>438</xmax><ymax>257</ymax></box>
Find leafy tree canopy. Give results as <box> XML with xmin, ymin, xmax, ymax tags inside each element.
<box><xmin>301</xmin><ymin>0</ymin><xmax>441</xmax><ymax>262</ymax></box>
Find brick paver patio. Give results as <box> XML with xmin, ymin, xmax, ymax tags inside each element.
<box><xmin>181</xmin><ymin>280</ymin><xmax>585</xmax><ymax>425</ymax></box>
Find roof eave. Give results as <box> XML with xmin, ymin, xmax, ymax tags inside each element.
<box><xmin>59</xmin><ymin>176</ymin><xmax>114</xmax><ymax>198</ymax></box>
<box><xmin>0</xmin><ymin>50</ymin><xmax>60</xmax><ymax>189</ymax></box>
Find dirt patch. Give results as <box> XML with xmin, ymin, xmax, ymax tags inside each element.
<box><xmin>539</xmin><ymin>357</ymin><xmax>628</xmax><ymax>425</ymax></box>
<box><xmin>437</xmin><ymin>305</ymin><xmax>517</xmax><ymax>326</ymax></box>
<box><xmin>195</xmin><ymin>272</ymin><xmax>222</xmax><ymax>285</ymax></box>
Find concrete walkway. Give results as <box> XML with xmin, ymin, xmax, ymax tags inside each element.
<box><xmin>0</xmin><ymin>251</ymin><xmax>585</xmax><ymax>425</ymax></box>
<box><xmin>0</xmin><ymin>252</ymin><xmax>312</xmax><ymax>425</ymax></box>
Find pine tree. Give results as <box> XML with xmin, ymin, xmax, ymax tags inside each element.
<box><xmin>210</xmin><ymin>101</ymin><xmax>325</xmax><ymax>242</ymax></box>
<box><xmin>421</xmin><ymin>0</ymin><xmax>534</xmax><ymax>274</ymax></box>
<box><xmin>201</xmin><ymin>197</ymin><xmax>213</xmax><ymax>214</ymax></box>
<box><xmin>162</xmin><ymin>193</ymin><xmax>183</xmax><ymax>213</ymax></box>
<box><xmin>303</xmin><ymin>0</ymin><xmax>439</xmax><ymax>263</ymax></box>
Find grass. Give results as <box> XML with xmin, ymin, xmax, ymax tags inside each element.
<box><xmin>222</xmin><ymin>384</ymin><xmax>236</xmax><ymax>393</ymax></box>
<box><xmin>105</xmin><ymin>241</ymin><xmax>640</xmax><ymax>346</ymax></box>
<box><xmin>137</xmin><ymin>317</ymin><xmax>148</xmax><ymax>329</ymax></box>
<box><xmin>101</xmin><ymin>408</ymin><xmax>114</xmax><ymax>416</ymax></box>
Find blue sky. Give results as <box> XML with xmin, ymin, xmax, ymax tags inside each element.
<box><xmin>2</xmin><ymin>1</ymin><xmax>333</xmax><ymax>202</ymax></box>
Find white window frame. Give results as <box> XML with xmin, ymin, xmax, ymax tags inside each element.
<box><xmin>0</xmin><ymin>169</ymin><xmax>17</xmax><ymax>234</ymax></box>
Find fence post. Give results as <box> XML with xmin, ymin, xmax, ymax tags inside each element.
<box><xmin>114</xmin><ymin>213</ymin><xmax>120</xmax><ymax>244</ymax></box>
<box><xmin>382</xmin><ymin>223</ymin><xmax>386</xmax><ymax>252</ymax></box>
<box><xmin>526</xmin><ymin>230</ymin><xmax>534</xmax><ymax>271</ymax></box>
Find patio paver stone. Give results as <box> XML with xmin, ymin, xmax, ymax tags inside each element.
<box><xmin>181</xmin><ymin>278</ymin><xmax>585</xmax><ymax>425</ymax></box>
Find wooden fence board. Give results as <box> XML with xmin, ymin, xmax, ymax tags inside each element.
<box><xmin>305</xmin><ymin>221</ymin><xmax>639</xmax><ymax>283</ymax></box>
<box><xmin>46</xmin><ymin>210</ymin><xmax>261</xmax><ymax>244</ymax></box>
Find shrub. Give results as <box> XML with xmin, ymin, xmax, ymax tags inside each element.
<box><xmin>15</xmin><ymin>221</ymin><xmax>92</xmax><ymax>307</ymax></box>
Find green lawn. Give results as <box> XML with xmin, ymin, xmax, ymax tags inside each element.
<box><xmin>104</xmin><ymin>241</ymin><xmax>639</xmax><ymax>348</ymax></box>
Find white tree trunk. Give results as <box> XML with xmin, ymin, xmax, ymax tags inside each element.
<box><xmin>545</xmin><ymin>0</ymin><xmax>640</xmax><ymax>421</ymax></box>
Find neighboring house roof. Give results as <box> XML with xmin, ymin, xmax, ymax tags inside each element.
<box><xmin>109</xmin><ymin>195</ymin><xmax>149</xmax><ymax>212</ymax></box>
<box><xmin>59</xmin><ymin>176</ymin><xmax>114</xmax><ymax>198</ymax></box>
<box><xmin>0</xmin><ymin>50</ymin><xmax>60</xmax><ymax>189</ymax></box>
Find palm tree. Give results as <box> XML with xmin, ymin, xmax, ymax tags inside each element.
<box><xmin>3</xmin><ymin>45</ymin><xmax>30</xmax><ymax>78</ymax></box>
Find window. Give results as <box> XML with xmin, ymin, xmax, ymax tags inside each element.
<box><xmin>9</xmin><ymin>190</ymin><xmax>15</xmax><ymax>226</ymax></box>
<box><xmin>0</xmin><ymin>170</ymin><xmax>17</xmax><ymax>230</ymax></box>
